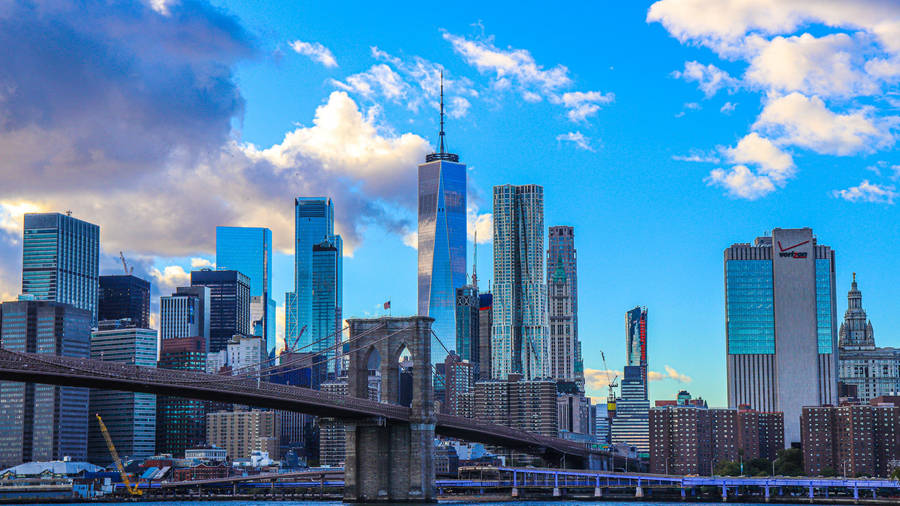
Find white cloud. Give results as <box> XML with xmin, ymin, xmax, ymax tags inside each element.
<box><xmin>723</xmin><ymin>132</ymin><xmax>795</xmax><ymax>182</ymax></box>
<box><xmin>443</xmin><ymin>32</ymin><xmax>572</xmax><ymax>99</ymax></box>
<box><xmin>190</xmin><ymin>257</ymin><xmax>214</xmax><ymax>269</ymax></box>
<box><xmin>290</xmin><ymin>39</ymin><xmax>338</xmax><ymax>68</ymax></box>
<box><xmin>149</xmin><ymin>265</ymin><xmax>191</xmax><ymax>296</ymax></box>
<box><xmin>745</xmin><ymin>33</ymin><xmax>877</xmax><ymax>97</ymax></box>
<box><xmin>402</xmin><ymin>230</ymin><xmax>417</xmax><ymax>250</ymax></box>
<box><xmin>672</xmin><ymin>61</ymin><xmax>739</xmax><ymax>97</ymax></box>
<box><xmin>0</xmin><ymin>201</ymin><xmax>41</xmax><ymax>243</ymax></box>
<box><xmin>369</xmin><ymin>47</ymin><xmax>477</xmax><ymax>118</ymax></box>
<box><xmin>707</xmin><ymin>133</ymin><xmax>795</xmax><ymax>200</ymax></box>
<box><xmin>707</xmin><ymin>165</ymin><xmax>777</xmax><ymax>200</ymax></box>
<box><xmin>753</xmin><ymin>92</ymin><xmax>897</xmax><ymax>155</ymax></box>
<box><xmin>720</xmin><ymin>101</ymin><xmax>738</xmax><ymax>114</ymax></box>
<box><xmin>332</xmin><ymin>64</ymin><xmax>408</xmax><ymax>101</ymax></box>
<box><xmin>833</xmin><ymin>180</ymin><xmax>897</xmax><ymax>204</ymax></box>
<box><xmin>560</xmin><ymin>91</ymin><xmax>615</xmax><ymax>122</ymax></box>
<box><xmin>662</xmin><ymin>365</ymin><xmax>693</xmax><ymax>383</ymax></box>
<box><xmin>649</xmin><ymin>0</ymin><xmax>900</xmax><ymax>197</ymax></box>
<box><xmin>467</xmin><ymin>207</ymin><xmax>492</xmax><ymax>244</ymax></box>
<box><xmin>672</xmin><ymin>150</ymin><xmax>720</xmax><ymax>163</ymax></box>
<box><xmin>556</xmin><ymin>131</ymin><xmax>593</xmax><ymax>151</ymax></box>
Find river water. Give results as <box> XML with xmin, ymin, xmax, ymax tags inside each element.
<box><xmin>24</xmin><ymin>502</ymin><xmax>835</xmax><ymax>505</ymax></box>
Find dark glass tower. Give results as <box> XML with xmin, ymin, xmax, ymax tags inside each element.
<box><xmin>0</xmin><ymin>300</ymin><xmax>91</xmax><ymax>467</ymax></box>
<box><xmin>98</xmin><ymin>275</ymin><xmax>151</xmax><ymax>328</ymax></box>
<box><xmin>418</xmin><ymin>74</ymin><xmax>467</xmax><ymax>367</ymax></box>
<box><xmin>190</xmin><ymin>269</ymin><xmax>251</xmax><ymax>353</ymax></box>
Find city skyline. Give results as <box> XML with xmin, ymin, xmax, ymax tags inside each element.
<box><xmin>3</xmin><ymin>2</ymin><xmax>900</xmax><ymax>410</ymax></box>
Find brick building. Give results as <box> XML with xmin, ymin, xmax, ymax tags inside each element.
<box><xmin>206</xmin><ymin>409</ymin><xmax>280</xmax><ymax>461</ymax></box>
<box><xmin>801</xmin><ymin>402</ymin><xmax>899</xmax><ymax>477</ymax></box>
<box><xmin>649</xmin><ymin>406</ymin><xmax>784</xmax><ymax>475</ymax></box>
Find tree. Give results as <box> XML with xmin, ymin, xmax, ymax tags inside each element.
<box><xmin>746</xmin><ymin>458</ymin><xmax>771</xmax><ymax>476</ymax></box>
<box><xmin>714</xmin><ymin>461</ymin><xmax>741</xmax><ymax>476</ymax></box>
<box><xmin>890</xmin><ymin>467</ymin><xmax>900</xmax><ymax>481</ymax></box>
<box><xmin>821</xmin><ymin>466</ymin><xmax>837</xmax><ymax>477</ymax></box>
<box><xmin>773</xmin><ymin>448</ymin><xmax>804</xmax><ymax>476</ymax></box>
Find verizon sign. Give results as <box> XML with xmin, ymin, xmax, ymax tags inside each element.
<box><xmin>778</xmin><ymin>239</ymin><xmax>810</xmax><ymax>258</ymax></box>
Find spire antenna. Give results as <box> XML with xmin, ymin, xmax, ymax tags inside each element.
<box><xmin>424</xmin><ymin>68</ymin><xmax>458</xmax><ymax>163</ymax></box>
<box><xmin>439</xmin><ymin>70</ymin><xmax>445</xmax><ymax>154</ymax></box>
<box><xmin>472</xmin><ymin>230</ymin><xmax>478</xmax><ymax>289</ymax></box>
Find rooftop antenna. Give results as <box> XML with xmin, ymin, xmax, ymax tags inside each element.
<box><xmin>472</xmin><ymin>230</ymin><xmax>478</xmax><ymax>289</ymax></box>
<box><xmin>439</xmin><ymin>70</ymin><xmax>445</xmax><ymax>154</ymax></box>
<box><xmin>65</xmin><ymin>210</ymin><xmax>72</xmax><ymax>217</ymax></box>
<box><xmin>424</xmin><ymin>69</ymin><xmax>459</xmax><ymax>163</ymax></box>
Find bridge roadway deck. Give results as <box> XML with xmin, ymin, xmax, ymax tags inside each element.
<box><xmin>0</xmin><ymin>349</ymin><xmax>601</xmax><ymax>461</ymax></box>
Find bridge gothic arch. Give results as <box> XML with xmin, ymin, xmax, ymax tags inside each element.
<box><xmin>344</xmin><ymin>316</ymin><xmax>435</xmax><ymax>503</ymax></box>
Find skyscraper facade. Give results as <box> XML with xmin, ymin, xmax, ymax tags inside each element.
<box><xmin>724</xmin><ymin>228</ymin><xmax>838</xmax><ymax>446</ymax></box>
<box><xmin>216</xmin><ymin>226</ymin><xmax>276</xmax><ymax>355</ymax></box>
<box><xmin>417</xmin><ymin>122</ymin><xmax>467</xmax><ymax>367</ymax></box>
<box><xmin>548</xmin><ymin>257</ymin><xmax>577</xmax><ymax>383</ymax></box>
<box><xmin>191</xmin><ymin>270</ymin><xmax>251</xmax><ymax>353</ymax></box>
<box><xmin>492</xmin><ymin>184</ymin><xmax>548</xmax><ymax>380</ymax></box>
<box><xmin>477</xmin><ymin>293</ymin><xmax>493</xmax><ymax>380</ymax></box>
<box><xmin>0</xmin><ymin>300</ymin><xmax>91</xmax><ymax>467</ymax></box>
<box><xmin>22</xmin><ymin>213</ymin><xmax>99</xmax><ymax>326</ymax></box>
<box><xmin>88</xmin><ymin>319</ymin><xmax>157</xmax><ymax>465</ymax></box>
<box><xmin>160</xmin><ymin>286</ymin><xmax>210</xmax><ymax>344</ymax></box>
<box><xmin>293</xmin><ymin>197</ymin><xmax>336</xmax><ymax>349</ymax></box>
<box><xmin>156</xmin><ymin>336</ymin><xmax>207</xmax><ymax>457</ymax></box>
<box><xmin>547</xmin><ymin>226</ymin><xmax>581</xmax><ymax>385</ymax></box>
<box><xmin>626</xmin><ymin>306</ymin><xmax>648</xmax><ymax>398</ymax></box>
<box><xmin>610</xmin><ymin>365</ymin><xmax>650</xmax><ymax>454</ymax></box>
<box><xmin>98</xmin><ymin>275</ymin><xmax>151</xmax><ymax>328</ymax></box>
<box><xmin>311</xmin><ymin>236</ymin><xmax>343</xmax><ymax>374</ymax></box>
<box><xmin>455</xmin><ymin>285</ymin><xmax>479</xmax><ymax>366</ymax></box>
<box><xmin>837</xmin><ymin>275</ymin><xmax>900</xmax><ymax>402</ymax></box>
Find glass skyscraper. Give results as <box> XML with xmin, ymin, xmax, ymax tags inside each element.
<box><xmin>22</xmin><ymin>213</ymin><xmax>100</xmax><ymax>326</ymax></box>
<box><xmin>292</xmin><ymin>198</ymin><xmax>342</xmax><ymax>353</ymax></box>
<box><xmin>216</xmin><ymin>226</ymin><xmax>276</xmax><ymax>354</ymax></box>
<box><xmin>98</xmin><ymin>275</ymin><xmax>151</xmax><ymax>328</ymax></box>
<box><xmin>156</xmin><ymin>336</ymin><xmax>207</xmax><ymax>457</ymax></box>
<box><xmin>610</xmin><ymin>365</ymin><xmax>650</xmax><ymax>454</ymax></box>
<box><xmin>88</xmin><ymin>319</ymin><xmax>157</xmax><ymax>464</ymax></box>
<box><xmin>311</xmin><ymin>236</ymin><xmax>342</xmax><ymax>374</ymax></box>
<box><xmin>724</xmin><ymin>228</ymin><xmax>837</xmax><ymax>446</ymax></box>
<box><xmin>491</xmin><ymin>184</ymin><xmax>548</xmax><ymax>380</ymax></box>
<box><xmin>455</xmin><ymin>285</ymin><xmax>479</xmax><ymax>365</ymax></box>
<box><xmin>0</xmin><ymin>300</ymin><xmax>91</xmax><ymax>467</ymax></box>
<box><xmin>625</xmin><ymin>306</ymin><xmax>648</xmax><ymax>398</ymax></box>
<box><xmin>417</xmin><ymin>144</ymin><xmax>466</xmax><ymax>367</ymax></box>
<box><xmin>190</xmin><ymin>270</ymin><xmax>251</xmax><ymax>354</ymax></box>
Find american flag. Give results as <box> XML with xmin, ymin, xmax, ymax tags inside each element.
<box><xmin>383</xmin><ymin>300</ymin><xmax>391</xmax><ymax>310</ymax></box>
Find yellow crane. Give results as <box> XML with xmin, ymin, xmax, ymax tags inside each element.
<box><xmin>95</xmin><ymin>414</ymin><xmax>142</xmax><ymax>496</ymax></box>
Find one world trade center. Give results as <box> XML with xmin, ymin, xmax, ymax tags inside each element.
<box><xmin>418</xmin><ymin>74</ymin><xmax>466</xmax><ymax>366</ymax></box>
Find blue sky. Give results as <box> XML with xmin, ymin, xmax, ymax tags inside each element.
<box><xmin>2</xmin><ymin>1</ymin><xmax>900</xmax><ymax>407</ymax></box>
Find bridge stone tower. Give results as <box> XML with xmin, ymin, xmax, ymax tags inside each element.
<box><xmin>344</xmin><ymin>316</ymin><xmax>435</xmax><ymax>503</ymax></box>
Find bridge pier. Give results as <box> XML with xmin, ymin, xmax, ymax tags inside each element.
<box><xmin>635</xmin><ymin>486</ymin><xmax>644</xmax><ymax>498</ymax></box>
<box><xmin>343</xmin><ymin>317</ymin><xmax>435</xmax><ymax>503</ymax></box>
<box><xmin>764</xmin><ymin>485</ymin><xmax>769</xmax><ymax>502</ymax></box>
<box><xmin>722</xmin><ymin>485</ymin><xmax>728</xmax><ymax>502</ymax></box>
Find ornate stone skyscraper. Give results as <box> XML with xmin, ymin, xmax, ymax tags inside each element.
<box><xmin>837</xmin><ymin>274</ymin><xmax>900</xmax><ymax>402</ymax></box>
<box><xmin>417</xmin><ymin>75</ymin><xmax>466</xmax><ymax>366</ymax></box>
<box><xmin>838</xmin><ymin>273</ymin><xmax>875</xmax><ymax>350</ymax></box>
<box><xmin>547</xmin><ymin>226</ymin><xmax>582</xmax><ymax>387</ymax></box>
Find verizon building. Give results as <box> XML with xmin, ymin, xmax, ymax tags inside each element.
<box><xmin>724</xmin><ymin>228</ymin><xmax>838</xmax><ymax>446</ymax></box>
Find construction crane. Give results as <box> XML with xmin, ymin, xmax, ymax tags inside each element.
<box><xmin>118</xmin><ymin>251</ymin><xmax>133</xmax><ymax>274</ymax></box>
<box><xmin>285</xmin><ymin>325</ymin><xmax>308</xmax><ymax>353</ymax></box>
<box><xmin>95</xmin><ymin>414</ymin><xmax>142</xmax><ymax>496</ymax></box>
<box><xmin>600</xmin><ymin>351</ymin><xmax>619</xmax><ymax>418</ymax></box>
